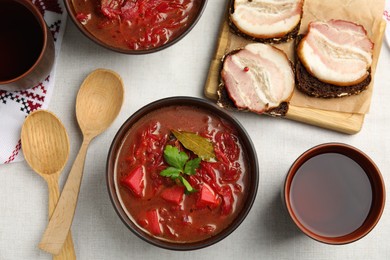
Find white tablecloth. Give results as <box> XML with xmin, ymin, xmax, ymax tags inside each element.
<box><xmin>1</xmin><ymin>1</ymin><xmax>390</xmax><ymax>259</ymax></box>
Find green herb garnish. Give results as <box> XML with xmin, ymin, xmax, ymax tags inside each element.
<box><xmin>160</xmin><ymin>145</ymin><xmax>201</xmax><ymax>193</ymax></box>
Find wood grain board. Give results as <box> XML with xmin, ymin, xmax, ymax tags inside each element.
<box><xmin>204</xmin><ymin>4</ymin><xmax>386</xmax><ymax>135</ymax></box>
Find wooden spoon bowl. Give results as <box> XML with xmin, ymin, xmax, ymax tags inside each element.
<box><xmin>21</xmin><ymin>110</ymin><xmax>76</xmax><ymax>259</ymax></box>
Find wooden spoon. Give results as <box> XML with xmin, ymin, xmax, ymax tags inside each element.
<box><xmin>21</xmin><ymin>110</ymin><xmax>76</xmax><ymax>260</ymax></box>
<box><xmin>39</xmin><ymin>69</ymin><xmax>124</xmax><ymax>255</ymax></box>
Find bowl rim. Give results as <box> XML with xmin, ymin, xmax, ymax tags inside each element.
<box><xmin>106</xmin><ymin>96</ymin><xmax>259</xmax><ymax>250</ymax></box>
<box><xmin>283</xmin><ymin>142</ymin><xmax>386</xmax><ymax>245</ymax></box>
<box><xmin>63</xmin><ymin>0</ymin><xmax>208</xmax><ymax>54</ymax></box>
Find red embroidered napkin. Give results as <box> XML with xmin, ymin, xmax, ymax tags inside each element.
<box><xmin>0</xmin><ymin>0</ymin><xmax>67</xmax><ymax>164</ymax></box>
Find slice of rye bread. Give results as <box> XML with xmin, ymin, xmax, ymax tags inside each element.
<box><xmin>228</xmin><ymin>1</ymin><xmax>302</xmax><ymax>44</ymax></box>
<box><xmin>295</xmin><ymin>35</ymin><xmax>372</xmax><ymax>98</ymax></box>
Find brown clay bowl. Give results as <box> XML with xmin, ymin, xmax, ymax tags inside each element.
<box><xmin>283</xmin><ymin>143</ymin><xmax>385</xmax><ymax>244</ymax></box>
<box><xmin>64</xmin><ymin>0</ymin><xmax>208</xmax><ymax>54</ymax></box>
<box><xmin>106</xmin><ymin>96</ymin><xmax>259</xmax><ymax>250</ymax></box>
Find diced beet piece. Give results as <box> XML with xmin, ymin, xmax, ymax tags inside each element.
<box><xmin>145</xmin><ymin>209</ymin><xmax>162</xmax><ymax>236</ymax></box>
<box><xmin>196</xmin><ymin>184</ymin><xmax>219</xmax><ymax>208</ymax></box>
<box><xmin>120</xmin><ymin>166</ymin><xmax>145</xmax><ymax>198</ymax></box>
<box><xmin>160</xmin><ymin>186</ymin><xmax>185</xmax><ymax>205</ymax></box>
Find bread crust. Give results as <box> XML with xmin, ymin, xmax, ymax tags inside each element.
<box><xmin>217</xmin><ymin>84</ymin><xmax>289</xmax><ymax>117</ymax></box>
<box><xmin>295</xmin><ymin>59</ymin><xmax>371</xmax><ymax>98</ymax></box>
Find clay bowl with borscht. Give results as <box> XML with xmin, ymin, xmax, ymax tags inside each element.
<box><xmin>64</xmin><ymin>0</ymin><xmax>207</xmax><ymax>54</ymax></box>
<box><xmin>106</xmin><ymin>97</ymin><xmax>259</xmax><ymax>250</ymax></box>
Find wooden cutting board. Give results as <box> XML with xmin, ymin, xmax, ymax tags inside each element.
<box><xmin>204</xmin><ymin>5</ymin><xmax>386</xmax><ymax>135</ymax></box>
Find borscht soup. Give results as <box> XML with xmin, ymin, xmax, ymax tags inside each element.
<box><xmin>111</xmin><ymin>102</ymin><xmax>255</xmax><ymax>244</ymax></box>
<box><xmin>71</xmin><ymin>0</ymin><xmax>204</xmax><ymax>51</ymax></box>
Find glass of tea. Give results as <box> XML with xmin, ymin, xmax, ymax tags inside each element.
<box><xmin>283</xmin><ymin>143</ymin><xmax>385</xmax><ymax>244</ymax></box>
<box><xmin>0</xmin><ymin>0</ymin><xmax>54</xmax><ymax>91</ymax></box>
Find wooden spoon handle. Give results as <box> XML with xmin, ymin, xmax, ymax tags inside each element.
<box><xmin>46</xmin><ymin>175</ymin><xmax>76</xmax><ymax>259</ymax></box>
<box><xmin>40</xmin><ymin>138</ymin><xmax>91</xmax><ymax>255</ymax></box>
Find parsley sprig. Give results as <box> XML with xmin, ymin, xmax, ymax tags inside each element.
<box><xmin>160</xmin><ymin>145</ymin><xmax>201</xmax><ymax>193</ymax></box>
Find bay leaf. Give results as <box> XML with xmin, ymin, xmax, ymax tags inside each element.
<box><xmin>172</xmin><ymin>130</ymin><xmax>216</xmax><ymax>161</ymax></box>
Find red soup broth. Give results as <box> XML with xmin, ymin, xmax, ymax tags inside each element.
<box><xmin>72</xmin><ymin>0</ymin><xmax>202</xmax><ymax>51</ymax></box>
<box><xmin>114</xmin><ymin>105</ymin><xmax>249</xmax><ymax>242</ymax></box>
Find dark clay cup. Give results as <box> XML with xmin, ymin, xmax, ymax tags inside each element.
<box><xmin>106</xmin><ymin>97</ymin><xmax>259</xmax><ymax>250</ymax></box>
<box><xmin>283</xmin><ymin>143</ymin><xmax>385</xmax><ymax>245</ymax></box>
<box><xmin>64</xmin><ymin>0</ymin><xmax>208</xmax><ymax>54</ymax></box>
<box><xmin>0</xmin><ymin>0</ymin><xmax>54</xmax><ymax>91</ymax></box>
